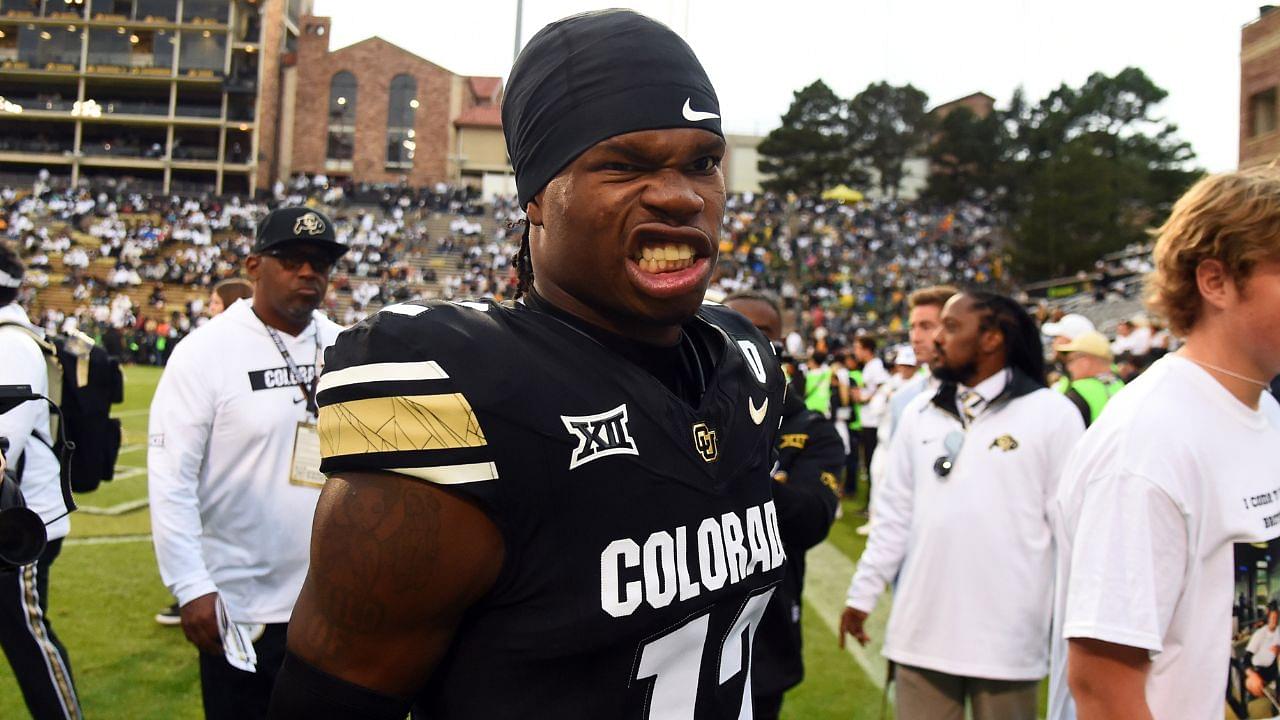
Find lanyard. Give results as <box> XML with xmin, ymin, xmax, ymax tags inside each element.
<box><xmin>255</xmin><ymin>310</ymin><xmax>321</xmax><ymax>417</ymax></box>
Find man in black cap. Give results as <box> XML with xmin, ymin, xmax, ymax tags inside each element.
<box><xmin>149</xmin><ymin>207</ymin><xmax>345</xmax><ymax>719</ymax></box>
<box><xmin>270</xmin><ymin>10</ymin><xmax>789</xmax><ymax>720</ymax></box>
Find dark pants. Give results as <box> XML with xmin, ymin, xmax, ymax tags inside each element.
<box><xmin>753</xmin><ymin>693</ymin><xmax>784</xmax><ymax>720</ymax></box>
<box><xmin>0</xmin><ymin>538</ymin><xmax>82</xmax><ymax>720</ymax></box>
<box><xmin>894</xmin><ymin>664</ymin><xmax>1037</xmax><ymax>720</ymax></box>
<box><xmin>860</xmin><ymin>425</ymin><xmax>880</xmax><ymax>481</ymax></box>
<box><xmin>199</xmin><ymin>622</ymin><xmax>289</xmax><ymax>720</ymax></box>
<box><xmin>843</xmin><ymin>429</ymin><xmax>861</xmax><ymax>497</ymax></box>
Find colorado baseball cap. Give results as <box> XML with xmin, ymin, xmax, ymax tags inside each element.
<box><xmin>1057</xmin><ymin>331</ymin><xmax>1113</xmax><ymax>361</ymax></box>
<box><xmin>1041</xmin><ymin>313</ymin><xmax>1095</xmax><ymax>341</ymax></box>
<box><xmin>253</xmin><ymin>207</ymin><xmax>347</xmax><ymax>259</ymax></box>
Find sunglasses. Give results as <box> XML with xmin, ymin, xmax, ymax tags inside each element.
<box><xmin>263</xmin><ymin>249</ymin><xmax>336</xmax><ymax>274</ymax></box>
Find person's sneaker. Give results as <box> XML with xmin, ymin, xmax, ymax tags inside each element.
<box><xmin>155</xmin><ymin>602</ymin><xmax>181</xmax><ymax>626</ymax></box>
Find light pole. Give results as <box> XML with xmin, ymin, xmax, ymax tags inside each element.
<box><xmin>513</xmin><ymin>0</ymin><xmax>524</xmax><ymax>64</ymax></box>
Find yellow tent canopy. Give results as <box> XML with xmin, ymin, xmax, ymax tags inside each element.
<box><xmin>820</xmin><ymin>185</ymin><xmax>864</xmax><ymax>204</ymax></box>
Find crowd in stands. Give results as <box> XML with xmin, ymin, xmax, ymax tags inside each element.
<box><xmin>2</xmin><ymin>170</ymin><xmax>1150</xmax><ymax>371</ymax></box>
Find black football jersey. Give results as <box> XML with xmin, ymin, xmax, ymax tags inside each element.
<box><xmin>316</xmin><ymin>298</ymin><xmax>788</xmax><ymax>719</ymax></box>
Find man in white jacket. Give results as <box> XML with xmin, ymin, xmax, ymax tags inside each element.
<box><xmin>148</xmin><ymin>207</ymin><xmax>345</xmax><ymax>718</ymax></box>
<box><xmin>839</xmin><ymin>291</ymin><xmax>1084</xmax><ymax>720</ymax></box>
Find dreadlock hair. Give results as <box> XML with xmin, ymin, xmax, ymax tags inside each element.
<box><xmin>966</xmin><ymin>290</ymin><xmax>1047</xmax><ymax>387</ymax></box>
<box><xmin>510</xmin><ymin>218</ymin><xmax>534</xmax><ymax>299</ymax></box>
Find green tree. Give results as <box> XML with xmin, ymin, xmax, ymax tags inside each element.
<box><xmin>923</xmin><ymin>106</ymin><xmax>1006</xmax><ymax>204</ymax></box>
<box><xmin>757</xmin><ymin>80</ymin><xmax>862</xmax><ymax>195</ymax></box>
<box><xmin>846</xmin><ymin>82</ymin><xmax>932</xmax><ymax>197</ymax></box>
<box><xmin>1002</xmin><ymin>68</ymin><xmax>1200</xmax><ymax>278</ymax></box>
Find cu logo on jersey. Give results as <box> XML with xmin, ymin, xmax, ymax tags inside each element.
<box><xmin>561</xmin><ymin>404</ymin><xmax>639</xmax><ymax>470</ymax></box>
<box><xmin>692</xmin><ymin>422</ymin><xmax>718</xmax><ymax>463</ymax></box>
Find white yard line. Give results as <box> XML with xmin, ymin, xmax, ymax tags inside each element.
<box><xmin>110</xmin><ymin>466</ymin><xmax>146</xmax><ymax>481</ymax></box>
<box><xmin>803</xmin><ymin>541</ymin><xmax>894</xmax><ymax>692</ymax></box>
<box><xmin>65</xmin><ymin>533</ymin><xmax>152</xmax><ymax>547</ymax></box>
<box><xmin>76</xmin><ymin>498</ymin><xmax>149</xmax><ymax>515</ymax></box>
<box><xmin>111</xmin><ymin>408</ymin><xmax>150</xmax><ymax>419</ymax></box>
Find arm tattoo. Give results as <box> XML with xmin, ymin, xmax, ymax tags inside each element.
<box><xmin>306</xmin><ymin>477</ymin><xmax>442</xmax><ymax>651</ymax></box>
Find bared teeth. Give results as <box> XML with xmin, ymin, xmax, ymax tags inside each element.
<box><xmin>635</xmin><ymin>243</ymin><xmax>695</xmax><ymax>265</ymax></box>
<box><xmin>637</xmin><ymin>256</ymin><xmax>695</xmax><ymax>274</ymax></box>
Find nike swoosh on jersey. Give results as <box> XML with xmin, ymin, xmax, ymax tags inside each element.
<box><xmin>748</xmin><ymin>396</ymin><xmax>768</xmax><ymax>425</ymax></box>
<box><xmin>682</xmin><ymin>98</ymin><xmax>720</xmax><ymax>122</ymax></box>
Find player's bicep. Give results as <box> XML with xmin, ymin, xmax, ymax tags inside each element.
<box><xmin>288</xmin><ymin>470</ymin><xmax>504</xmax><ymax>696</ymax></box>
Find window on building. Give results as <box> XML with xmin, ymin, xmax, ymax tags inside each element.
<box><xmin>0</xmin><ymin>1</ymin><xmax>40</xmax><ymax>17</ymax></box>
<box><xmin>91</xmin><ymin>0</ymin><xmax>134</xmax><ymax>20</ymax></box>
<box><xmin>1251</xmin><ymin>88</ymin><xmax>1278</xmax><ymax>138</ymax></box>
<box><xmin>88</xmin><ymin>25</ymin><xmax>166</xmax><ymax>71</ymax></box>
<box><xmin>182</xmin><ymin>0</ymin><xmax>227</xmax><ymax>23</ymax></box>
<box><xmin>87</xmin><ymin>27</ymin><xmax>131</xmax><ymax>68</ymax></box>
<box><xmin>385</xmin><ymin>73</ymin><xmax>415</xmax><ymax>170</ymax></box>
<box><xmin>0</xmin><ymin>24</ymin><xmax>18</xmax><ymax>63</ymax></box>
<box><xmin>326</xmin><ymin>71</ymin><xmax>356</xmax><ymax>164</ymax></box>
<box><xmin>21</xmin><ymin>22</ymin><xmax>81</xmax><ymax>68</ymax></box>
<box><xmin>178</xmin><ymin>29</ymin><xmax>225</xmax><ymax>75</ymax></box>
<box><xmin>135</xmin><ymin>0</ymin><xmax>177</xmax><ymax>22</ymax></box>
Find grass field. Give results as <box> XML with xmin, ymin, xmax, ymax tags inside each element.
<box><xmin>0</xmin><ymin>365</ymin><xmax>900</xmax><ymax>719</ymax></box>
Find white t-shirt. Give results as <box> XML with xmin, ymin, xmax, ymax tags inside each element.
<box><xmin>1246</xmin><ymin>624</ymin><xmax>1280</xmax><ymax>668</ymax></box>
<box><xmin>859</xmin><ymin>357</ymin><xmax>892</xmax><ymax>428</ymax></box>
<box><xmin>1049</xmin><ymin>355</ymin><xmax>1280</xmax><ymax>720</ymax></box>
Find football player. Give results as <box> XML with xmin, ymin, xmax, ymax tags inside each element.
<box><xmin>725</xmin><ymin>291</ymin><xmax>843</xmax><ymax>719</ymax></box>
<box><xmin>269</xmin><ymin>10</ymin><xmax>788</xmax><ymax>720</ymax></box>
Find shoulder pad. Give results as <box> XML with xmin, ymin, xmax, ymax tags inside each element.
<box><xmin>697</xmin><ymin>303</ymin><xmax>767</xmax><ymax>343</ymax></box>
<box><xmin>325</xmin><ymin>298</ymin><xmax>511</xmax><ymax>372</ymax></box>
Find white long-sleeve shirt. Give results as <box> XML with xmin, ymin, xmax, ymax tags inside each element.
<box><xmin>0</xmin><ymin>303</ymin><xmax>69</xmax><ymax>540</ymax></box>
<box><xmin>148</xmin><ymin>299</ymin><xmax>341</xmax><ymax>623</ymax></box>
<box><xmin>847</xmin><ymin>368</ymin><xmax>1084</xmax><ymax>680</ymax></box>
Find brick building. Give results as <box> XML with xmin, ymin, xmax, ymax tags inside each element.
<box><xmin>0</xmin><ymin>0</ymin><xmax>508</xmax><ymax>195</ymax></box>
<box><xmin>1241</xmin><ymin>5</ymin><xmax>1280</xmax><ymax>168</ymax></box>
<box><xmin>284</xmin><ymin>14</ymin><xmax>505</xmax><ymax>189</ymax></box>
<box><xmin>930</xmin><ymin>91</ymin><xmax>995</xmax><ymax>122</ymax></box>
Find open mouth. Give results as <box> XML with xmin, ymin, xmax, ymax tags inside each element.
<box><xmin>631</xmin><ymin>242</ymin><xmax>697</xmax><ymax>274</ymax></box>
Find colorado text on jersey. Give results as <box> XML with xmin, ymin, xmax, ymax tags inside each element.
<box><xmin>601</xmin><ymin>501</ymin><xmax>785</xmax><ymax>617</ymax></box>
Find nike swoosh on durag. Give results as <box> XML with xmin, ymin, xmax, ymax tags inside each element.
<box><xmin>682</xmin><ymin>98</ymin><xmax>720</xmax><ymax>122</ymax></box>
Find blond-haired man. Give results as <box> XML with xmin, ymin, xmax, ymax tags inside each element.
<box><xmin>1049</xmin><ymin>167</ymin><xmax>1280</xmax><ymax>720</ymax></box>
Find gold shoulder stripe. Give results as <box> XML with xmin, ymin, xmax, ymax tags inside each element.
<box><xmin>318</xmin><ymin>360</ymin><xmax>449</xmax><ymax>393</ymax></box>
<box><xmin>319</xmin><ymin>393</ymin><xmax>486</xmax><ymax>458</ymax></box>
<box><xmin>391</xmin><ymin>461</ymin><xmax>499</xmax><ymax>485</ymax></box>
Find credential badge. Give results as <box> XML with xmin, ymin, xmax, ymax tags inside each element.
<box><xmin>562</xmin><ymin>404</ymin><xmax>639</xmax><ymax>470</ymax></box>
